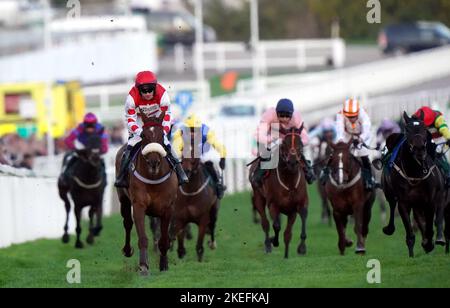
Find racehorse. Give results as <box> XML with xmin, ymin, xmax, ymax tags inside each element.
<box><xmin>249</xmin><ymin>125</ymin><xmax>308</xmax><ymax>258</ymax></box>
<box><xmin>313</xmin><ymin>132</ymin><xmax>334</xmax><ymax>225</ymax></box>
<box><xmin>115</xmin><ymin>112</ymin><xmax>178</xmax><ymax>275</ymax></box>
<box><xmin>172</xmin><ymin>149</ymin><xmax>219</xmax><ymax>262</ymax></box>
<box><xmin>324</xmin><ymin>140</ymin><xmax>375</xmax><ymax>255</ymax></box>
<box><xmin>58</xmin><ymin>135</ymin><xmax>106</xmax><ymax>248</ymax></box>
<box><xmin>382</xmin><ymin>111</ymin><xmax>444</xmax><ymax>257</ymax></box>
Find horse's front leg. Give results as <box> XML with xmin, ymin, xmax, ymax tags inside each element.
<box><xmin>269</xmin><ymin>204</ymin><xmax>281</xmax><ymax>248</ymax></box>
<box><xmin>297</xmin><ymin>206</ymin><xmax>308</xmax><ymax>255</ymax></box>
<box><xmin>86</xmin><ymin>207</ymin><xmax>95</xmax><ymax>245</ymax></box>
<box><xmin>120</xmin><ymin>196</ymin><xmax>134</xmax><ymax>258</ymax></box>
<box><xmin>398</xmin><ymin>202</ymin><xmax>415</xmax><ymax>257</ymax></box>
<box><xmin>159</xmin><ymin>211</ymin><xmax>172</xmax><ymax>271</ymax></box>
<box><xmin>74</xmin><ymin>205</ymin><xmax>83</xmax><ymax>249</ymax></box>
<box><xmin>133</xmin><ymin>204</ymin><xmax>149</xmax><ymax>275</ymax></box>
<box><xmin>435</xmin><ymin>200</ymin><xmax>446</xmax><ymax>246</ymax></box>
<box><xmin>196</xmin><ymin>216</ymin><xmax>209</xmax><ymax>262</ymax></box>
<box><xmin>383</xmin><ymin>197</ymin><xmax>397</xmax><ymax>236</ymax></box>
<box><xmin>283</xmin><ymin>212</ymin><xmax>296</xmax><ymax>259</ymax></box>
<box><xmin>94</xmin><ymin>202</ymin><xmax>103</xmax><ymax>237</ymax></box>
<box><xmin>422</xmin><ymin>204</ymin><xmax>435</xmax><ymax>254</ymax></box>
<box><xmin>354</xmin><ymin>204</ymin><xmax>366</xmax><ymax>255</ymax></box>
<box><xmin>253</xmin><ymin>190</ymin><xmax>271</xmax><ymax>253</ymax></box>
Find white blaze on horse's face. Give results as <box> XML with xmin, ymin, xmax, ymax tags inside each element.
<box><xmin>338</xmin><ymin>152</ymin><xmax>344</xmax><ymax>185</ymax></box>
<box><xmin>142</xmin><ymin>143</ymin><xmax>167</xmax><ymax>157</ymax></box>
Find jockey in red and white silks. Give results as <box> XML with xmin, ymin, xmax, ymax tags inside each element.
<box><xmin>114</xmin><ymin>71</ymin><xmax>188</xmax><ymax>188</ymax></box>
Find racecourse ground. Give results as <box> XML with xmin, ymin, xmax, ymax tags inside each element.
<box><xmin>0</xmin><ymin>187</ymin><xmax>449</xmax><ymax>288</ymax></box>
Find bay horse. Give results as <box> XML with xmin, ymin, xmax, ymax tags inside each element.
<box><xmin>324</xmin><ymin>140</ymin><xmax>375</xmax><ymax>255</ymax></box>
<box><xmin>173</xmin><ymin>152</ymin><xmax>219</xmax><ymax>262</ymax></box>
<box><xmin>249</xmin><ymin>125</ymin><xmax>308</xmax><ymax>258</ymax></box>
<box><xmin>115</xmin><ymin>112</ymin><xmax>178</xmax><ymax>275</ymax></box>
<box><xmin>382</xmin><ymin>111</ymin><xmax>444</xmax><ymax>257</ymax></box>
<box><xmin>58</xmin><ymin>134</ymin><xmax>106</xmax><ymax>248</ymax></box>
<box><xmin>313</xmin><ymin>132</ymin><xmax>334</xmax><ymax>225</ymax></box>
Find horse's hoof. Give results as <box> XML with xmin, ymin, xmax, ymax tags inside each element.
<box><xmin>75</xmin><ymin>241</ymin><xmax>84</xmax><ymax>249</ymax></box>
<box><xmin>297</xmin><ymin>244</ymin><xmax>307</xmax><ymax>255</ymax></box>
<box><xmin>62</xmin><ymin>234</ymin><xmax>70</xmax><ymax>244</ymax></box>
<box><xmin>93</xmin><ymin>226</ymin><xmax>103</xmax><ymax>237</ymax></box>
<box><xmin>383</xmin><ymin>225</ymin><xmax>395</xmax><ymax>236</ymax></box>
<box><xmin>265</xmin><ymin>244</ymin><xmax>272</xmax><ymax>254</ymax></box>
<box><xmin>435</xmin><ymin>238</ymin><xmax>446</xmax><ymax>246</ymax></box>
<box><xmin>355</xmin><ymin>248</ymin><xmax>366</xmax><ymax>255</ymax></box>
<box><xmin>422</xmin><ymin>242</ymin><xmax>435</xmax><ymax>254</ymax></box>
<box><xmin>86</xmin><ymin>235</ymin><xmax>94</xmax><ymax>245</ymax></box>
<box><xmin>208</xmin><ymin>240</ymin><xmax>217</xmax><ymax>250</ymax></box>
<box><xmin>345</xmin><ymin>239</ymin><xmax>354</xmax><ymax>247</ymax></box>
<box><xmin>122</xmin><ymin>247</ymin><xmax>134</xmax><ymax>258</ymax></box>
<box><xmin>138</xmin><ymin>265</ymin><xmax>149</xmax><ymax>276</ymax></box>
<box><xmin>271</xmin><ymin>237</ymin><xmax>279</xmax><ymax>247</ymax></box>
<box><xmin>177</xmin><ymin>250</ymin><xmax>186</xmax><ymax>259</ymax></box>
<box><xmin>160</xmin><ymin>256</ymin><xmax>169</xmax><ymax>271</ymax></box>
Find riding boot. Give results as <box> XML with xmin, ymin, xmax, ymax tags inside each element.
<box><xmin>205</xmin><ymin>161</ymin><xmax>225</xmax><ymax>199</ymax></box>
<box><xmin>438</xmin><ymin>156</ymin><xmax>450</xmax><ymax>188</ymax></box>
<box><xmin>361</xmin><ymin>156</ymin><xmax>376</xmax><ymax>190</ymax></box>
<box><xmin>251</xmin><ymin>162</ymin><xmax>266</xmax><ymax>187</ymax></box>
<box><xmin>301</xmin><ymin>155</ymin><xmax>316</xmax><ymax>184</ymax></box>
<box><xmin>319</xmin><ymin>167</ymin><xmax>330</xmax><ymax>186</ymax></box>
<box><xmin>165</xmin><ymin>144</ymin><xmax>189</xmax><ymax>186</ymax></box>
<box><xmin>114</xmin><ymin>145</ymin><xmax>133</xmax><ymax>188</ymax></box>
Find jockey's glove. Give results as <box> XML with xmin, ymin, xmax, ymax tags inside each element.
<box><xmin>446</xmin><ymin>139</ymin><xmax>450</xmax><ymax>147</ymax></box>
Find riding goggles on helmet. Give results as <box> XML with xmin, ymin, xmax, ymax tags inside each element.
<box><xmin>139</xmin><ymin>84</ymin><xmax>156</xmax><ymax>94</ymax></box>
<box><xmin>277</xmin><ymin>112</ymin><xmax>292</xmax><ymax>119</ymax></box>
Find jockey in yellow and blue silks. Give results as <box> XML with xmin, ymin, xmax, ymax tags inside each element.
<box><xmin>412</xmin><ymin>106</ymin><xmax>450</xmax><ymax>187</ymax></box>
<box><xmin>172</xmin><ymin>114</ymin><xmax>227</xmax><ymax>199</ymax></box>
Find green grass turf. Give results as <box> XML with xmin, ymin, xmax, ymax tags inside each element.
<box><xmin>0</xmin><ymin>186</ymin><xmax>449</xmax><ymax>288</ymax></box>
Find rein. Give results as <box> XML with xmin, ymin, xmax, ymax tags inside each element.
<box><xmin>179</xmin><ymin>176</ymin><xmax>211</xmax><ymax>196</ymax></box>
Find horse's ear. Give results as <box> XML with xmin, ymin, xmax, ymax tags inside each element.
<box><xmin>403</xmin><ymin>111</ymin><xmax>411</xmax><ymax>125</ymax></box>
<box><xmin>346</xmin><ymin>138</ymin><xmax>353</xmax><ymax>149</ymax></box>
<box><xmin>299</xmin><ymin>122</ymin><xmax>304</xmax><ymax>134</ymax></box>
<box><xmin>140</xmin><ymin>110</ymin><xmax>150</xmax><ymax>123</ymax></box>
<box><xmin>419</xmin><ymin>110</ymin><xmax>425</xmax><ymax>122</ymax></box>
<box><xmin>158</xmin><ymin>111</ymin><xmax>166</xmax><ymax>124</ymax></box>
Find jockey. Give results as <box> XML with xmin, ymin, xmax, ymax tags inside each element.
<box><xmin>309</xmin><ymin>117</ymin><xmax>336</xmax><ymax>162</ymax></box>
<box><xmin>251</xmin><ymin>98</ymin><xmax>316</xmax><ymax>186</ymax></box>
<box><xmin>320</xmin><ymin>98</ymin><xmax>376</xmax><ymax>190</ymax></box>
<box><xmin>309</xmin><ymin>117</ymin><xmax>337</xmax><ymax>145</ymax></box>
<box><xmin>172</xmin><ymin>114</ymin><xmax>227</xmax><ymax>199</ymax></box>
<box><xmin>59</xmin><ymin>112</ymin><xmax>108</xmax><ymax>186</ymax></box>
<box><xmin>412</xmin><ymin>106</ymin><xmax>450</xmax><ymax>187</ymax></box>
<box><xmin>114</xmin><ymin>70</ymin><xmax>188</xmax><ymax>188</ymax></box>
<box><xmin>376</xmin><ymin>118</ymin><xmax>401</xmax><ymax>150</ymax></box>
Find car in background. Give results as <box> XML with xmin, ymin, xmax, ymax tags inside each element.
<box><xmin>378</xmin><ymin>21</ymin><xmax>450</xmax><ymax>55</ymax></box>
<box><xmin>131</xmin><ymin>7</ymin><xmax>217</xmax><ymax>46</ymax></box>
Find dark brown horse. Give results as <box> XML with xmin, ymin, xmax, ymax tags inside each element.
<box><xmin>382</xmin><ymin>112</ymin><xmax>444</xmax><ymax>257</ymax></box>
<box><xmin>249</xmin><ymin>125</ymin><xmax>308</xmax><ymax>258</ymax></box>
<box><xmin>325</xmin><ymin>140</ymin><xmax>375</xmax><ymax>255</ymax></box>
<box><xmin>115</xmin><ymin>112</ymin><xmax>178</xmax><ymax>275</ymax></box>
<box><xmin>58</xmin><ymin>135</ymin><xmax>106</xmax><ymax>248</ymax></box>
<box><xmin>173</xmin><ymin>153</ymin><xmax>219</xmax><ymax>262</ymax></box>
<box><xmin>313</xmin><ymin>132</ymin><xmax>334</xmax><ymax>225</ymax></box>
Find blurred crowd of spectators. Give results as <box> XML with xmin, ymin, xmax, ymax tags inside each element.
<box><xmin>0</xmin><ymin>122</ymin><xmax>125</xmax><ymax>171</ymax></box>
